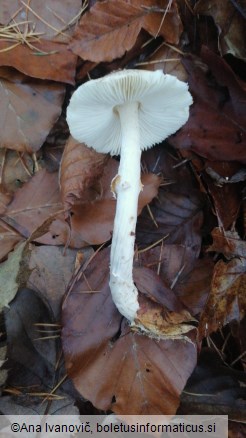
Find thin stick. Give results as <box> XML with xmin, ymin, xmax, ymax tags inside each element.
<box><xmin>157</xmin><ymin>239</ymin><xmax>163</xmax><ymax>275</ymax></box>
<box><xmin>155</xmin><ymin>0</ymin><xmax>173</xmax><ymax>38</ymax></box>
<box><xmin>136</xmin><ymin>58</ymin><xmax>180</xmax><ymax>66</ymax></box>
<box><xmin>231</xmin><ymin>350</ymin><xmax>246</xmax><ymax>367</ymax></box>
<box><xmin>138</xmin><ymin>235</ymin><xmax>169</xmax><ymax>254</ymax></box>
<box><xmin>146</xmin><ymin>204</ymin><xmax>158</xmax><ymax>228</ymax></box>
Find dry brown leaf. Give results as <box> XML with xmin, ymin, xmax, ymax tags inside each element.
<box><xmin>0</xmin><ymin>149</ymin><xmax>34</xmax><ymax>193</ymax></box>
<box><xmin>70</xmin><ymin>0</ymin><xmax>183</xmax><ymax>62</ymax></box>
<box><xmin>208</xmin><ymin>228</ymin><xmax>246</xmax><ymax>259</ymax></box>
<box><xmin>59</xmin><ymin>137</ymin><xmax>109</xmax><ymax>213</ymax></box>
<box><xmin>170</xmin><ymin>49</ymin><xmax>246</xmax><ymax>163</ymax></box>
<box><xmin>62</xmin><ymin>247</ymin><xmax>197</xmax><ymax>414</ymax></box>
<box><xmin>3</xmin><ymin>169</ymin><xmax>63</xmax><ymax>243</ymax></box>
<box><xmin>0</xmin><ymin>68</ymin><xmax>65</xmax><ymax>153</ymax></box>
<box><xmin>180</xmin><ymin>347</ymin><xmax>246</xmax><ymax>421</ymax></box>
<box><xmin>0</xmin><ymin>41</ymin><xmax>77</xmax><ymax>84</ymax></box>
<box><xmin>134</xmin><ymin>293</ymin><xmax>196</xmax><ymax>340</ymax></box>
<box><xmin>199</xmin><ymin>259</ymin><xmax>246</xmax><ymax>339</ymax></box>
<box><xmin>198</xmin><ymin>227</ymin><xmax>246</xmax><ymax>337</ymax></box>
<box><xmin>45</xmin><ymin>161</ymin><xmax>161</xmax><ymax>247</ymax></box>
<box><xmin>0</xmin><ymin>1</ymin><xmax>82</xmax><ymax>89</ymax></box>
<box><xmin>0</xmin><ymin>222</ymin><xmax>22</xmax><ymax>262</ymax></box>
<box><xmin>27</xmin><ymin>245</ymin><xmax>93</xmax><ymax>318</ymax></box>
<box><xmin>139</xmin><ymin>44</ymin><xmax>188</xmax><ymax>81</ymax></box>
<box><xmin>0</xmin><ymin>187</ymin><xmax>12</xmax><ymax>215</ymax></box>
<box><xmin>194</xmin><ymin>0</ymin><xmax>246</xmax><ymax>60</ymax></box>
<box><xmin>0</xmin><ymin>0</ymin><xmax>82</xmax><ymax>42</ymax></box>
<box><xmin>202</xmin><ymin>161</ymin><xmax>242</xmax><ymax>229</ymax></box>
<box><xmin>138</xmin><ymin>245</ymin><xmax>213</xmax><ymax>315</ymax></box>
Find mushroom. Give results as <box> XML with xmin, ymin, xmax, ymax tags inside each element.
<box><xmin>67</xmin><ymin>69</ymin><xmax>192</xmax><ymax>324</ymax></box>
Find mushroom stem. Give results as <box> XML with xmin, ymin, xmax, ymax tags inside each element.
<box><xmin>109</xmin><ymin>101</ymin><xmax>141</xmax><ymax>322</ymax></box>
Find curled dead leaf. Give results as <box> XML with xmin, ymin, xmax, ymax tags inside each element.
<box><xmin>208</xmin><ymin>227</ymin><xmax>246</xmax><ymax>259</ymax></box>
<box><xmin>134</xmin><ymin>293</ymin><xmax>197</xmax><ymax>341</ymax></box>
<box><xmin>199</xmin><ymin>259</ymin><xmax>246</xmax><ymax>339</ymax></box>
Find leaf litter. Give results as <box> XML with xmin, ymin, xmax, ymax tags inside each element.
<box><xmin>0</xmin><ymin>0</ymin><xmax>245</xmax><ymax>423</ymax></box>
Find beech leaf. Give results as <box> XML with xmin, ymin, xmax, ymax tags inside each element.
<box><xmin>0</xmin><ymin>42</ymin><xmax>78</xmax><ymax>84</ymax></box>
<box><xmin>199</xmin><ymin>259</ymin><xmax>246</xmax><ymax>339</ymax></box>
<box><xmin>47</xmin><ymin>160</ymin><xmax>161</xmax><ymax>247</ymax></box>
<box><xmin>62</xmin><ymin>248</ymin><xmax>197</xmax><ymax>414</ymax></box>
<box><xmin>3</xmin><ymin>169</ymin><xmax>63</xmax><ymax>243</ymax></box>
<box><xmin>70</xmin><ymin>0</ymin><xmax>182</xmax><ymax>62</ymax></box>
<box><xmin>170</xmin><ymin>49</ymin><xmax>246</xmax><ymax>163</ymax></box>
<box><xmin>0</xmin><ymin>241</ymin><xmax>25</xmax><ymax>311</ymax></box>
<box><xmin>194</xmin><ymin>0</ymin><xmax>246</xmax><ymax>60</ymax></box>
<box><xmin>0</xmin><ymin>68</ymin><xmax>65</xmax><ymax>153</ymax></box>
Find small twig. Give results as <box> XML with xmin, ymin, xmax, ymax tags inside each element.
<box><xmin>41</xmin><ymin>374</ymin><xmax>68</xmax><ymax>405</ymax></box>
<box><xmin>229</xmin><ymin>0</ymin><xmax>246</xmax><ymax>19</ymax></box>
<box><xmin>173</xmin><ymin>158</ymin><xmax>190</xmax><ymax>169</ymax></box>
<box><xmin>155</xmin><ymin>0</ymin><xmax>173</xmax><ymax>38</ymax></box>
<box><xmin>136</xmin><ymin>58</ymin><xmax>180</xmax><ymax>66</ymax></box>
<box><xmin>0</xmin><ymin>148</ymin><xmax>7</xmax><ymax>184</ymax></box>
<box><xmin>170</xmin><ymin>264</ymin><xmax>185</xmax><ymax>289</ymax></box>
<box><xmin>17</xmin><ymin>152</ymin><xmax>32</xmax><ymax>177</ymax></box>
<box><xmin>163</xmin><ymin>42</ymin><xmax>185</xmax><ymax>55</ymax></box>
<box><xmin>146</xmin><ymin>204</ymin><xmax>159</xmax><ymax>228</ymax></box>
<box><xmin>184</xmin><ymin>0</ymin><xmax>195</xmax><ymax>15</ymax></box>
<box><xmin>157</xmin><ymin>239</ymin><xmax>163</xmax><ymax>275</ymax></box>
<box><xmin>20</xmin><ymin>1</ymin><xmax>69</xmax><ymax>38</ymax></box>
<box><xmin>54</xmin><ymin>1</ymin><xmax>89</xmax><ymax>36</ymax></box>
<box><xmin>34</xmin><ymin>335</ymin><xmax>60</xmax><ymax>341</ymax></box>
<box><xmin>138</xmin><ymin>235</ymin><xmax>169</xmax><ymax>254</ymax></box>
<box><xmin>231</xmin><ymin>350</ymin><xmax>246</xmax><ymax>367</ymax></box>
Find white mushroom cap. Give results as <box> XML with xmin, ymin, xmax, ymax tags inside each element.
<box><xmin>67</xmin><ymin>69</ymin><xmax>192</xmax><ymax>156</ymax></box>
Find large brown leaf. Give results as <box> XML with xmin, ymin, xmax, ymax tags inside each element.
<box><xmin>194</xmin><ymin>0</ymin><xmax>246</xmax><ymax>60</ymax></box>
<box><xmin>170</xmin><ymin>49</ymin><xmax>246</xmax><ymax>163</ymax></box>
<box><xmin>202</xmin><ymin>161</ymin><xmax>242</xmax><ymax>229</ymax></box>
<box><xmin>70</xmin><ymin>0</ymin><xmax>182</xmax><ymax>62</ymax></box>
<box><xmin>0</xmin><ymin>68</ymin><xmax>65</xmax><ymax>153</ymax></box>
<box><xmin>62</xmin><ymin>248</ymin><xmax>197</xmax><ymax>414</ymax></box>
<box><xmin>180</xmin><ymin>347</ymin><xmax>246</xmax><ymax>421</ymax></box>
<box><xmin>27</xmin><ymin>245</ymin><xmax>93</xmax><ymax>318</ymax></box>
<box><xmin>137</xmin><ymin>146</ymin><xmax>203</xmax><ymax>252</ymax></box>
<box><xmin>138</xmin><ymin>245</ymin><xmax>213</xmax><ymax>315</ymax></box>
<box><xmin>46</xmin><ymin>159</ymin><xmax>161</xmax><ymax>247</ymax></box>
<box><xmin>208</xmin><ymin>227</ymin><xmax>246</xmax><ymax>259</ymax></box>
<box><xmin>198</xmin><ymin>228</ymin><xmax>246</xmax><ymax>337</ymax></box>
<box><xmin>2</xmin><ymin>169</ymin><xmax>63</xmax><ymax>242</ymax></box>
<box><xmin>0</xmin><ymin>0</ymin><xmax>82</xmax><ymax>82</ymax></box>
<box><xmin>0</xmin><ymin>221</ymin><xmax>22</xmax><ymax>262</ymax></box>
<box><xmin>199</xmin><ymin>259</ymin><xmax>246</xmax><ymax>339</ymax></box>
<box><xmin>0</xmin><ymin>0</ymin><xmax>82</xmax><ymax>42</ymax></box>
<box><xmin>0</xmin><ymin>41</ymin><xmax>77</xmax><ymax>84</ymax></box>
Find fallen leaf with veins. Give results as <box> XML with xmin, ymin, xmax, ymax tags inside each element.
<box><xmin>199</xmin><ymin>258</ymin><xmax>246</xmax><ymax>339</ymax></box>
<box><xmin>0</xmin><ymin>67</ymin><xmax>65</xmax><ymax>153</ymax></box>
<box><xmin>208</xmin><ymin>227</ymin><xmax>246</xmax><ymax>259</ymax></box>
<box><xmin>70</xmin><ymin>0</ymin><xmax>182</xmax><ymax>62</ymax></box>
<box><xmin>170</xmin><ymin>49</ymin><xmax>246</xmax><ymax>163</ymax></box>
<box><xmin>62</xmin><ymin>247</ymin><xmax>197</xmax><ymax>414</ymax></box>
<box><xmin>194</xmin><ymin>0</ymin><xmax>246</xmax><ymax>60</ymax></box>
